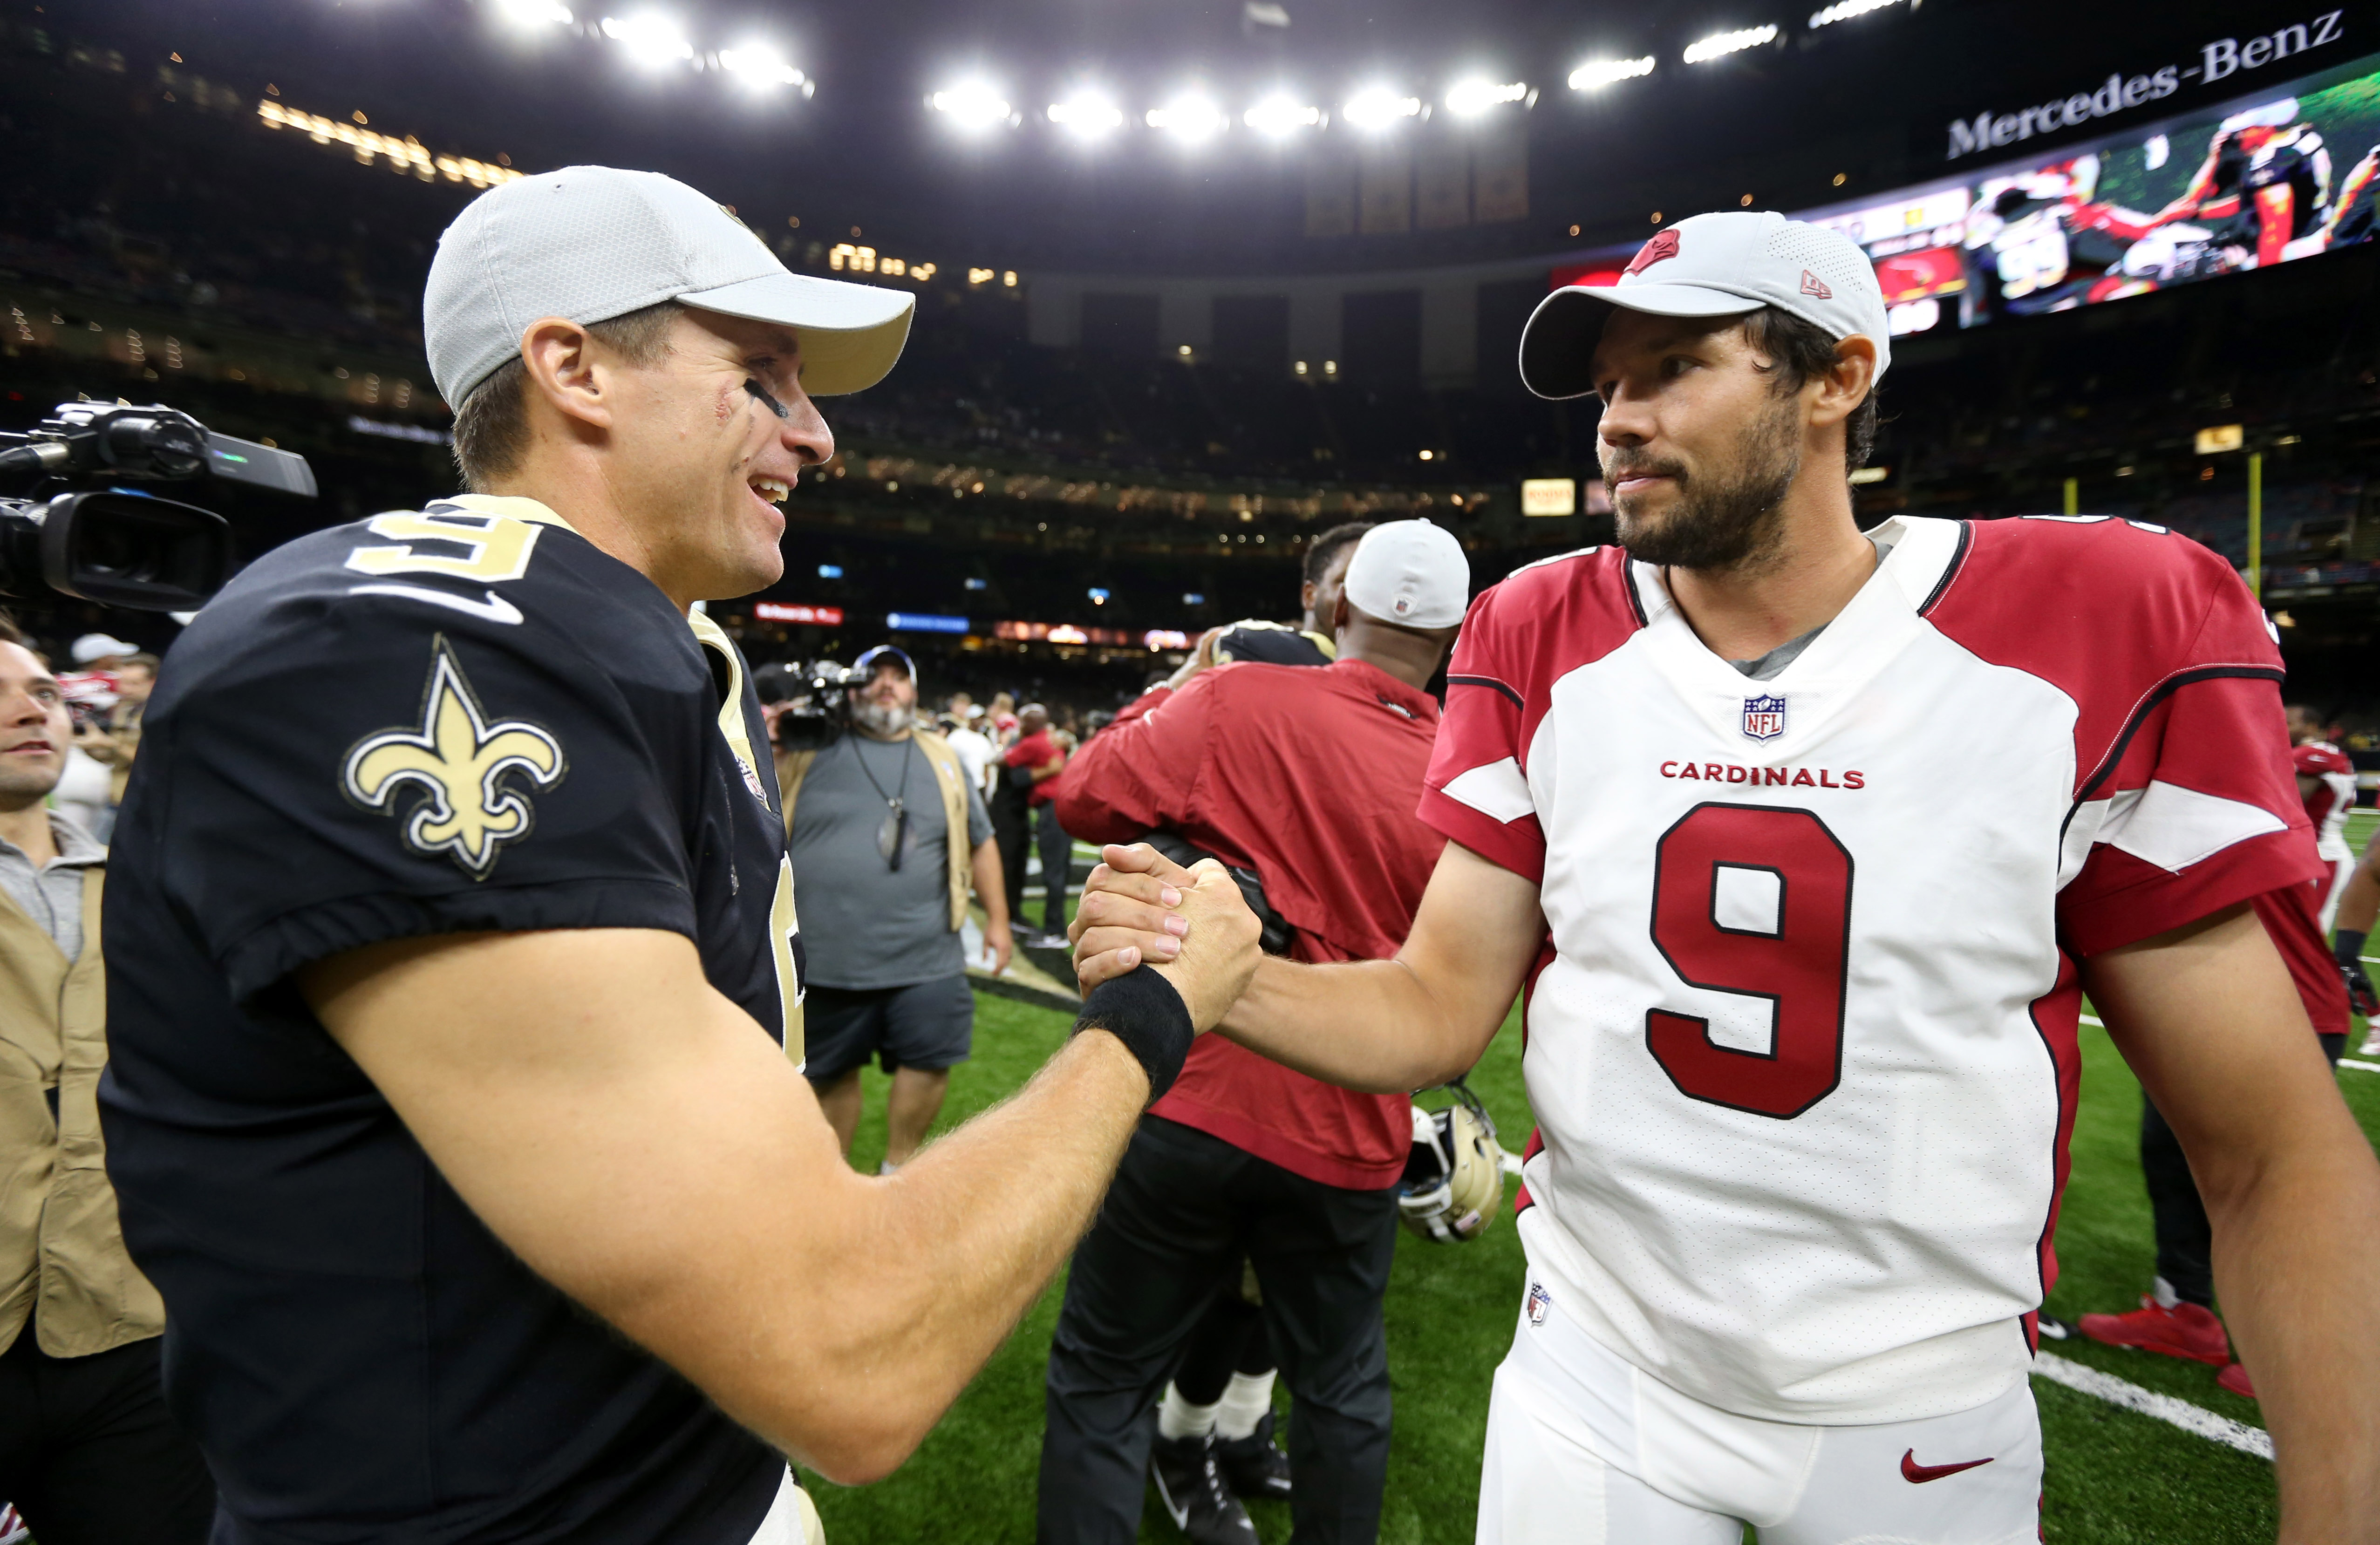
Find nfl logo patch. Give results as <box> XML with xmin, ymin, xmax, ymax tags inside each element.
<box><xmin>1526</xmin><ymin>1281</ymin><xmax>1552</xmax><ymax>1328</ymax></box>
<box><xmin>1741</xmin><ymin>694</ymin><xmax>1787</xmax><ymax>742</ymax></box>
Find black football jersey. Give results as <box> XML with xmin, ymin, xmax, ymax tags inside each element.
<box><xmin>98</xmin><ymin>494</ymin><xmax>799</xmax><ymax>1545</ymax></box>
<box><xmin>1211</xmin><ymin>619</ymin><xmax>1334</xmax><ymax>669</ymax></box>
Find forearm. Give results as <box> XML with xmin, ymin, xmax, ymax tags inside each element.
<box><xmin>772</xmin><ymin>1028</ymin><xmax>1147</xmax><ymax>1477</ymax></box>
<box><xmin>2088</xmin><ymin>906</ymin><xmax>2380</xmax><ymax>1540</ymax></box>
<box><xmin>1218</xmin><ymin>953</ymin><xmax>1491</xmax><ymax>1093</ymax></box>
<box><xmin>2202</xmin><ymin>1106</ymin><xmax>2380</xmax><ymax>1541</ymax></box>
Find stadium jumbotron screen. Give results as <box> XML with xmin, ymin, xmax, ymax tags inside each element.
<box><xmin>1554</xmin><ymin>48</ymin><xmax>2380</xmax><ymax>341</ymax></box>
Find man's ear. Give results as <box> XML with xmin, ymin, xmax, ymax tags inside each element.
<box><xmin>1331</xmin><ymin>592</ymin><xmax>1351</xmax><ymax>641</ymax></box>
<box><xmin>1300</xmin><ymin>578</ymin><xmax>1318</xmax><ymax>616</ymax></box>
<box><xmin>518</xmin><ymin>317</ymin><xmax>612</xmax><ymax>434</ymax></box>
<box><xmin>1810</xmin><ymin>334</ymin><xmax>1878</xmax><ymax>432</ymax></box>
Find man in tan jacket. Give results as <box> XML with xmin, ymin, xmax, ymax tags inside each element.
<box><xmin>0</xmin><ymin>615</ymin><xmax>212</xmax><ymax>1543</ymax></box>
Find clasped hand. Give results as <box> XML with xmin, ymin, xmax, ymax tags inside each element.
<box><xmin>1068</xmin><ymin>844</ymin><xmax>1261</xmax><ymax>1031</ymax></box>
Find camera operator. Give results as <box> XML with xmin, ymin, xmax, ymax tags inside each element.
<box><xmin>0</xmin><ymin>615</ymin><xmax>213</xmax><ymax>1544</ymax></box>
<box><xmin>776</xmin><ymin>646</ymin><xmax>1012</xmax><ymax>1171</ymax></box>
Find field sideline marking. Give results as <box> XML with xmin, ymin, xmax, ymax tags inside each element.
<box><xmin>2032</xmin><ymin>1353</ymin><xmax>2272</xmax><ymax>1460</ymax></box>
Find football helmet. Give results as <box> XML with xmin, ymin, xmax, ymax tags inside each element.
<box><xmin>1397</xmin><ymin>1080</ymin><xmax>1506</xmax><ymax>1243</ymax></box>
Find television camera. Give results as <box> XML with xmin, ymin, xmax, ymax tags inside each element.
<box><xmin>0</xmin><ymin>401</ymin><xmax>316</xmax><ymax>611</ymax></box>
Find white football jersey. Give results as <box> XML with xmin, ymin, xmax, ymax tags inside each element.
<box><xmin>2291</xmin><ymin>739</ymin><xmax>2358</xmax><ymax>862</ymax></box>
<box><xmin>1422</xmin><ymin>514</ymin><xmax>2318</xmax><ymax>1425</ymax></box>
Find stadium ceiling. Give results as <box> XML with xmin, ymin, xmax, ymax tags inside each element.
<box><xmin>74</xmin><ymin>0</ymin><xmax>2352</xmax><ymax>272</ymax></box>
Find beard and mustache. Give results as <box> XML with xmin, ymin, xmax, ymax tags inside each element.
<box><xmin>852</xmin><ymin>698</ymin><xmax>914</xmax><ymax>737</ymax></box>
<box><xmin>1605</xmin><ymin>392</ymin><xmax>1803</xmax><ymax>572</ymax></box>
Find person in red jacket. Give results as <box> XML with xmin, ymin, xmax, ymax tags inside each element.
<box><xmin>1037</xmin><ymin>521</ymin><xmax>1470</xmax><ymax>1545</ymax></box>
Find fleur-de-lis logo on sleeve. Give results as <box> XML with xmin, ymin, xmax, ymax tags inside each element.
<box><xmin>343</xmin><ymin>638</ymin><xmax>567</xmax><ymax>879</ymax></box>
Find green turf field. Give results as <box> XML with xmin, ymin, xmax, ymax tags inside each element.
<box><xmin>816</xmin><ymin>815</ymin><xmax>2380</xmax><ymax>1543</ymax></box>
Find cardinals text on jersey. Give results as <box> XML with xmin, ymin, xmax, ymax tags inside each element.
<box><xmin>1422</xmin><ymin>514</ymin><xmax>2318</xmax><ymax>1425</ymax></box>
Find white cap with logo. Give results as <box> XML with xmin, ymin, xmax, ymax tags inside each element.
<box><xmin>423</xmin><ymin>165</ymin><xmax>916</xmax><ymax>408</ymax></box>
<box><xmin>1342</xmin><ymin>519</ymin><xmax>1471</xmax><ymax>631</ymax></box>
<box><xmin>1518</xmin><ymin>210</ymin><xmax>1889</xmax><ymax>401</ymax></box>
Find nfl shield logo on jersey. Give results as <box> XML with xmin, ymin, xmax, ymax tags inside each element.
<box><xmin>1525</xmin><ymin>1280</ymin><xmax>1552</xmax><ymax>1328</ymax></box>
<box><xmin>1741</xmin><ymin>694</ymin><xmax>1787</xmax><ymax>742</ymax></box>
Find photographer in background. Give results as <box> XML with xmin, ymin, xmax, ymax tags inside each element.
<box><xmin>777</xmin><ymin>646</ymin><xmax>1012</xmax><ymax>1171</ymax></box>
<box><xmin>0</xmin><ymin>615</ymin><xmax>213</xmax><ymax>1543</ymax></box>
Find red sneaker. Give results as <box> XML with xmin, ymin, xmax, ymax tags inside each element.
<box><xmin>2216</xmin><ymin>1362</ymin><xmax>2257</xmax><ymax>1399</ymax></box>
<box><xmin>2076</xmin><ymin>1297</ymin><xmax>2231</xmax><ymax>1365</ymax></box>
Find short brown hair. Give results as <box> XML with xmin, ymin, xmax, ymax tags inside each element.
<box><xmin>1742</xmin><ymin>307</ymin><xmax>1881</xmax><ymax>475</ymax></box>
<box><xmin>0</xmin><ymin>612</ymin><xmax>20</xmax><ymax>648</ymax></box>
<box><xmin>450</xmin><ymin>301</ymin><xmax>686</xmax><ymax>491</ymax></box>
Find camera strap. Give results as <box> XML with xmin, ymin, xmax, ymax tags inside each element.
<box><xmin>849</xmin><ymin>732</ymin><xmax>916</xmax><ymax>871</ymax></box>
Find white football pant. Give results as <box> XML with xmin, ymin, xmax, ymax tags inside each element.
<box><xmin>1478</xmin><ymin>1280</ymin><xmax>2041</xmax><ymax>1545</ymax></box>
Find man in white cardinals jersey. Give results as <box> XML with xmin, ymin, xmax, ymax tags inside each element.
<box><xmin>1067</xmin><ymin>210</ymin><xmax>2380</xmax><ymax>1545</ymax></box>
<box><xmin>2286</xmin><ymin>703</ymin><xmax>2358</xmax><ymax>931</ymax></box>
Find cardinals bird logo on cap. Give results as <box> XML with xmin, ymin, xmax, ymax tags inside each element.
<box><xmin>1625</xmin><ymin>229</ymin><xmax>1681</xmax><ymax>275</ymax></box>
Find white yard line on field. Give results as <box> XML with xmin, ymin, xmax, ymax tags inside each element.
<box><xmin>2339</xmin><ymin>1059</ymin><xmax>2380</xmax><ymax>1074</ymax></box>
<box><xmin>2032</xmin><ymin>1353</ymin><xmax>2272</xmax><ymax>1460</ymax></box>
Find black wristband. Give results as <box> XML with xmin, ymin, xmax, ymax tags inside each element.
<box><xmin>2337</xmin><ymin>928</ymin><xmax>2368</xmax><ymax>968</ymax></box>
<box><xmin>1075</xmin><ymin>970</ymin><xmax>1194</xmax><ymax>1103</ymax></box>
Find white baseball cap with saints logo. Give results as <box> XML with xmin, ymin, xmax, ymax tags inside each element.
<box><xmin>424</xmin><ymin>164</ymin><xmax>915</xmax><ymax>409</ymax></box>
<box><xmin>1518</xmin><ymin>210</ymin><xmax>1889</xmax><ymax>401</ymax></box>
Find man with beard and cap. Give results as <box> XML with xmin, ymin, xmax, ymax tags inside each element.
<box><xmin>777</xmin><ymin>645</ymin><xmax>1012</xmax><ymax>1172</ymax></box>
<box><xmin>1039</xmin><ymin>521</ymin><xmax>1469</xmax><ymax>1545</ymax></box>
<box><xmin>1067</xmin><ymin>210</ymin><xmax>2380</xmax><ymax>1543</ymax></box>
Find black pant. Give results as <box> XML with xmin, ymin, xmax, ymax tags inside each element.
<box><xmin>0</xmin><ymin>1334</ymin><xmax>214</xmax><ymax>1545</ymax></box>
<box><xmin>1038</xmin><ymin>1117</ymin><xmax>1398</xmax><ymax>1545</ymax></box>
<box><xmin>1174</xmin><ymin>1281</ymin><xmax>1275</xmax><ymax>1407</ymax></box>
<box><xmin>2141</xmin><ymin>1032</ymin><xmax>2344</xmax><ymax>1308</ymax></box>
<box><xmin>993</xmin><ymin>793</ymin><xmax>1032</xmax><ymax>922</ymax></box>
<box><xmin>1034</xmin><ymin>806</ymin><xmax>1075</xmax><ymax>935</ymax></box>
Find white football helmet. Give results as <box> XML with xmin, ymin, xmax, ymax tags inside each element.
<box><xmin>1397</xmin><ymin>1080</ymin><xmax>1506</xmax><ymax>1244</ymax></box>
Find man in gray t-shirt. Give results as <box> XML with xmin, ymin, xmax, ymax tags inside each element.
<box><xmin>782</xmin><ymin>647</ymin><xmax>1007</xmax><ymax>1170</ymax></box>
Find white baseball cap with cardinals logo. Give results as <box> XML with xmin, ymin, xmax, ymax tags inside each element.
<box><xmin>1518</xmin><ymin>210</ymin><xmax>1889</xmax><ymax>400</ymax></box>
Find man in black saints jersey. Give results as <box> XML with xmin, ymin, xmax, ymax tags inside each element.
<box><xmin>96</xmin><ymin>166</ymin><xmax>1259</xmax><ymax>1545</ymax></box>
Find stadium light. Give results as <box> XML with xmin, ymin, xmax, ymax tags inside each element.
<box><xmin>600</xmin><ymin>12</ymin><xmax>694</xmax><ymax>66</ymax></box>
<box><xmin>1046</xmin><ymin>91</ymin><xmax>1125</xmax><ymax>138</ymax></box>
<box><xmin>1444</xmin><ymin>78</ymin><xmax>1528</xmax><ymax>116</ymax></box>
<box><xmin>1808</xmin><ymin>0</ymin><xmax>1902</xmax><ymax>26</ymax></box>
<box><xmin>1682</xmin><ymin>24</ymin><xmax>1779</xmax><ymax>63</ymax></box>
<box><xmin>1243</xmin><ymin>95</ymin><xmax>1322</xmax><ymax>136</ymax></box>
<box><xmin>1568</xmin><ymin>55</ymin><xmax>1655</xmax><ymax>89</ymax></box>
<box><xmin>1146</xmin><ymin>94</ymin><xmax>1230</xmax><ymax>141</ymax></box>
<box><xmin>928</xmin><ymin>82</ymin><xmax>1016</xmax><ymax>130</ymax></box>
<box><xmin>492</xmin><ymin>0</ymin><xmax>573</xmax><ymax>27</ymax></box>
<box><xmin>717</xmin><ymin>42</ymin><xmax>810</xmax><ymax>92</ymax></box>
<box><xmin>1340</xmin><ymin>87</ymin><xmax>1421</xmax><ymax>129</ymax></box>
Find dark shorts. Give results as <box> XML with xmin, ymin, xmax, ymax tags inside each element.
<box><xmin>803</xmin><ymin>975</ymin><xmax>975</xmax><ymax>1081</ymax></box>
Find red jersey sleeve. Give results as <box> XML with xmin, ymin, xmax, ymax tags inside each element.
<box><xmin>2056</xmin><ymin>551</ymin><xmax>2322</xmax><ymax>956</ymax></box>
<box><xmin>1419</xmin><ymin>585</ymin><xmax>1549</xmax><ymax>883</ymax></box>
<box><xmin>1051</xmin><ymin>678</ymin><xmax>1211</xmax><ymax>845</ymax></box>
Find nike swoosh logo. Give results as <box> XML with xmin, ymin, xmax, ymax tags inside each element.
<box><xmin>349</xmin><ymin>584</ymin><xmax>525</xmax><ymax>626</ymax></box>
<box><xmin>1901</xmin><ymin>1449</ymin><xmax>1994</xmax><ymax>1484</ymax></box>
